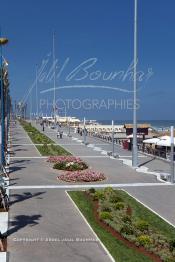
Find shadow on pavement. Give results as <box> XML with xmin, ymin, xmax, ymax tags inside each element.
<box><xmin>138</xmin><ymin>157</ymin><xmax>156</xmax><ymax>167</ymax></box>
<box><xmin>14</xmin><ymin>149</ymin><xmax>28</xmax><ymax>152</ymax></box>
<box><xmin>7</xmin><ymin>214</ymin><xmax>42</xmax><ymax>236</ymax></box>
<box><xmin>10</xmin><ymin>160</ymin><xmax>31</xmax><ymax>165</ymax></box>
<box><xmin>10</xmin><ymin>192</ymin><xmax>46</xmax><ymax>205</ymax></box>
<box><xmin>10</xmin><ymin>166</ymin><xmax>26</xmax><ymax>174</ymax></box>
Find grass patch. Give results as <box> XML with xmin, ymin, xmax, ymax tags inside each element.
<box><xmin>20</xmin><ymin>120</ymin><xmax>71</xmax><ymax>156</ymax></box>
<box><xmin>117</xmin><ymin>190</ymin><xmax>175</xmax><ymax>240</ymax></box>
<box><xmin>68</xmin><ymin>191</ymin><xmax>153</xmax><ymax>262</ymax></box>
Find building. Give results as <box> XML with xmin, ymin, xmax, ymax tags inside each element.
<box><xmin>124</xmin><ymin>124</ymin><xmax>151</xmax><ymax>136</ymax></box>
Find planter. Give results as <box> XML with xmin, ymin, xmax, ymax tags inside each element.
<box><xmin>86</xmin><ymin>192</ymin><xmax>162</xmax><ymax>262</ymax></box>
<box><xmin>57</xmin><ymin>170</ymin><xmax>106</xmax><ymax>182</ymax></box>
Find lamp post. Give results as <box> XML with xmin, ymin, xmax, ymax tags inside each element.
<box><xmin>35</xmin><ymin>65</ymin><xmax>38</xmax><ymax>121</ymax></box>
<box><xmin>112</xmin><ymin>120</ymin><xmax>115</xmax><ymax>156</ymax></box>
<box><xmin>132</xmin><ymin>0</ymin><xmax>138</xmax><ymax>167</ymax></box>
<box><xmin>83</xmin><ymin>117</ymin><xmax>87</xmax><ymax>144</ymax></box>
<box><xmin>30</xmin><ymin>89</ymin><xmax>32</xmax><ymax>121</ymax></box>
<box><xmin>170</xmin><ymin>126</ymin><xmax>174</xmax><ymax>183</ymax></box>
<box><xmin>68</xmin><ymin>117</ymin><xmax>71</xmax><ymax>137</ymax></box>
<box><xmin>0</xmin><ymin>37</ymin><xmax>8</xmax><ymax>168</ymax></box>
<box><xmin>52</xmin><ymin>31</ymin><xmax>56</xmax><ymax>125</ymax></box>
<box><xmin>6</xmin><ymin>91</ymin><xmax>10</xmax><ymax>174</ymax></box>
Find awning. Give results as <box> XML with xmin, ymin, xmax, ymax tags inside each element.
<box><xmin>156</xmin><ymin>137</ymin><xmax>175</xmax><ymax>147</ymax></box>
<box><xmin>143</xmin><ymin>138</ymin><xmax>160</xmax><ymax>144</ymax></box>
<box><xmin>143</xmin><ymin>136</ymin><xmax>175</xmax><ymax>147</ymax></box>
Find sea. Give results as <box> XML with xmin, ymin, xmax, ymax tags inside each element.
<box><xmin>99</xmin><ymin>120</ymin><xmax>175</xmax><ymax>132</ymax></box>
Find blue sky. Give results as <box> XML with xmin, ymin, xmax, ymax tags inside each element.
<box><xmin>1</xmin><ymin>0</ymin><xmax>175</xmax><ymax>120</ymax></box>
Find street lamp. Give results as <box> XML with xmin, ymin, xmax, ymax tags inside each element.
<box><xmin>171</xmin><ymin>126</ymin><xmax>174</xmax><ymax>183</ymax></box>
<box><xmin>112</xmin><ymin>120</ymin><xmax>115</xmax><ymax>156</ymax></box>
<box><xmin>35</xmin><ymin>65</ymin><xmax>38</xmax><ymax>120</ymax></box>
<box><xmin>0</xmin><ymin>38</ymin><xmax>8</xmax><ymax>45</ymax></box>
<box><xmin>132</xmin><ymin>0</ymin><xmax>138</xmax><ymax>167</ymax></box>
<box><xmin>52</xmin><ymin>31</ymin><xmax>56</xmax><ymax>125</ymax></box>
<box><xmin>83</xmin><ymin>117</ymin><xmax>87</xmax><ymax>144</ymax></box>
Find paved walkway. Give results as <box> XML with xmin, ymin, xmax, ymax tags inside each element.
<box><xmin>60</xmin><ymin>126</ymin><xmax>173</xmax><ymax>175</ymax></box>
<box><xmin>31</xmin><ymin>122</ymin><xmax>175</xmax><ymax>226</ymax></box>
<box><xmin>32</xmin><ymin>122</ymin><xmax>158</xmax><ymax>184</ymax></box>
<box><xmin>69</xmin><ymin>126</ymin><xmax>173</xmax><ymax>173</ymax></box>
<box><xmin>8</xmin><ymin>123</ymin><xmax>112</xmax><ymax>262</ymax></box>
<box><xmin>7</xmin><ymin>121</ymin><xmax>175</xmax><ymax>262</ymax></box>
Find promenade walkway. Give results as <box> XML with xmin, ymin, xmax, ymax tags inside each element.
<box><xmin>7</xmin><ymin>121</ymin><xmax>175</xmax><ymax>262</ymax></box>
<box><xmin>8</xmin><ymin>123</ymin><xmax>112</xmax><ymax>262</ymax></box>
<box><xmin>31</xmin><ymin>122</ymin><xmax>175</xmax><ymax>226</ymax></box>
<box><xmin>32</xmin><ymin>122</ymin><xmax>158</xmax><ymax>185</ymax></box>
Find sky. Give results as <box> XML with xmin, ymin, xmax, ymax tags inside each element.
<box><xmin>1</xmin><ymin>0</ymin><xmax>175</xmax><ymax>120</ymax></box>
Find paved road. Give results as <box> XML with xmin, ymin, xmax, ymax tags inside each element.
<box><xmin>8</xmin><ymin>123</ymin><xmax>112</xmax><ymax>262</ymax></box>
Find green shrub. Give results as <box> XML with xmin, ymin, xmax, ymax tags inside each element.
<box><xmin>89</xmin><ymin>188</ymin><xmax>96</xmax><ymax>194</ymax></box>
<box><xmin>137</xmin><ymin>235</ymin><xmax>152</xmax><ymax>247</ymax></box>
<box><xmin>120</xmin><ymin>224</ymin><xmax>134</xmax><ymax>235</ymax></box>
<box><xmin>135</xmin><ymin>220</ymin><xmax>149</xmax><ymax>232</ymax></box>
<box><xmin>113</xmin><ymin>202</ymin><xmax>125</xmax><ymax>210</ymax></box>
<box><xmin>109</xmin><ymin>193</ymin><xmax>123</xmax><ymax>203</ymax></box>
<box><xmin>164</xmin><ymin>257</ymin><xmax>175</xmax><ymax>262</ymax></box>
<box><xmin>99</xmin><ymin>211</ymin><xmax>113</xmax><ymax>221</ymax></box>
<box><xmin>101</xmin><ymin>202</ymin><xmax>112</xmax><ymax>212</ymax></box>
<box><xmin>53</xmin><ymin>161</ymin><xmax>88</xmax><ymax>171</ymax></box>
<box><xmin>104</xmin><ymin>187</ymin><xmax>114</xmax><ymax>195</ymax></box>
<box><xmin>93</xmin><ymin>191</ymin><xmax>105</xmax><ymax>201</ymax></box>
<box><xmin>53</xmin><ymin>161</ymin><xmax>66</xmax><ymax>170</ymax></box>
<box><xmin>122</xmin><ymin>215</ymin><xmax>132</xmax><ymax>223</ymax></box>
<box><xmin>169</xmin><ymin>239</ymin><xmax>175</xmax><ymax>252</ymax></box>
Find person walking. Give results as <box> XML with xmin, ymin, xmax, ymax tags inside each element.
<box><xmin>0</xmin><ymin>231</ymin><xmax>5</xmax><ymax>251</ymax></box>
<box><xmin>57</xmin><ymin>129</ymin><xmax>60</xmax><ymax>139</ymax></box>
<box><xmin>59</xmin><ymin>130</ymin><xmax>63</xmax><ymax>139</ymax></box>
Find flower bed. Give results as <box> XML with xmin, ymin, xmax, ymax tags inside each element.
<box><xmin>57</xmin><ymin>170</ymin><xmax>106</xmax><ymax>182</ymax></box>
<box><xmin>47</xmin><ymin>156</ymin><xmax>82</xmax><ymax>163</ymax></box>
<box><xmin>53</xmin><ymin>161</ymin><xmax>88</xmax><ymax>171</ymax></box>
<box><xmin>88</xmin><ymin>188</ymin><xmax>175</xmax><ymax>262</ymax></box>
<box><xmin>47</xmin><ymin>156</ymin><xmax>88</xmax><ymax>171</ymax></box>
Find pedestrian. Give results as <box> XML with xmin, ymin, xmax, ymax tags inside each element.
<box><xmin>60</xmin><ymin>130</ymin><xmax>63</xmax><ymax>139</ymax></box>
<box><xmin>57</xmin><ymin>130</ymin><xmax>60</xmax><ymax>139</ymax></box>
<box><xmin>0</xmin><ymin>231</ymin><xmax>5</xmax><ymax>251</ymax></box>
